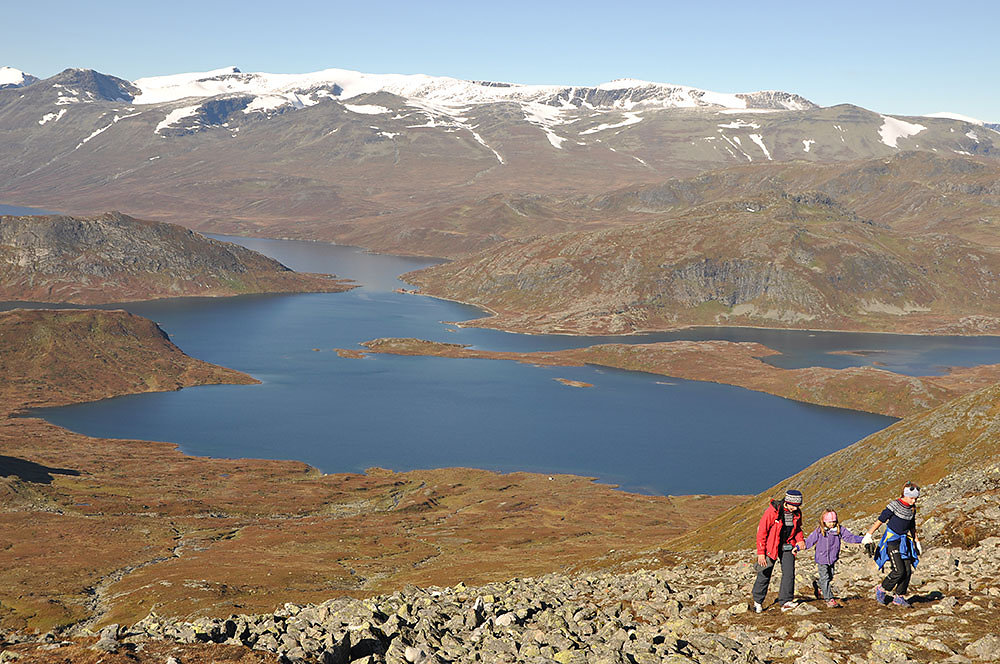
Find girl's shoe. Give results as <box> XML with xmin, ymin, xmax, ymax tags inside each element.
<box><xmin>892</xmin><ymin>595</ymin><xmax>912</xmax><ymax>608</ymax></box>
<box><xmin>874</xmin><ymin>585</ymin><xmax>887</xmax><ymax>604</ymax></box>
<box><xmin>826</xmin><ymin>598</ymin><xmax>843</xmax><ymax>608</ymax></box>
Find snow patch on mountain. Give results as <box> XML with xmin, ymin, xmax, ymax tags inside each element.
<box><xmin>718</xmin><ymin>133</ymin><xmax>752</xmax><ymax>161</ymax></box>
<box><xmin>155</xmin><ymin>105</ymin><xmax>202</xmax><ymax>134</ymax></box>
<box><xmin>38</xmin><ymin>109</ymin><xmax>67</xmax><ymax>125</ymax></box>
<box><xmin>75</xmin><ymin>123</ymin><xmax>114</xmax><ymax>149</ymax></box>
<box><xmin>244</xmin><ymin>92</ymin><xmax>319</xmax><ymax>114</ymax></box>
<box><xmin>718</xmin><ymin>120</ymin><xmax>760</xmax><ymax>129</ymax></box>
<box><xmin>522</xmin><ymin>103</ymin><xmax>574</xmax><ymax>149</ymax></box>
<box><xmin>802</xmin><ymin>139</ymin><xmax>815</xmax><ymax>152</ymax></box>
<box><xmin>344</xmin><ymin>103</ymin><xmax>391</xmax><ymax>115</ymax></box>
<box><xmin>748</xmin><ymin>134</ymin><xmax>772</xmax><ymax>160</ymax></box>
<box><xmin>878</xmin><ymin>115</ymin><xmax>926</xmax><ymax>148</ymax></box>
<box><xmin>579</xmin><ymin>113</ymin><xmax>643</xmax><ymax>135</ymax></box>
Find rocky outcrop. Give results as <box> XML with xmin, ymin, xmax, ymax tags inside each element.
<box><xmin>0</xmin><ymin>212</ymin><xmax>353</xmax><ymax>303</ymax></box>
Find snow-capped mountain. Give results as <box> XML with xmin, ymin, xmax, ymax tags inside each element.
<box><xmin>0</xmin><ymin>66</ymin><xmax>39</xmax><ymax>89</ymax></box>
<box><xmin>122</xmin><ymin>66</ymin><xmax>818</xmax><ymax>145</ymax></box>
<box><xmin>128</xmin><ymin>65</ymin><xmax>816</xmax><ymax>111</ymax></box>
<box><xmin>1</xmin><ymin>64</ymin><xmax>997</xmax><ymax>258</ymax></box>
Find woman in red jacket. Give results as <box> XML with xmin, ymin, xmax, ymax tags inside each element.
<box><xmin>752</xmin><ymin>489</ymin><xmax>805</xmax><ymax>613</ymax></box>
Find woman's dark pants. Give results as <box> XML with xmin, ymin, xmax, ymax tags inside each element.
<box><xmin>880</xmin><ymin>540</ymin><xmax>913</xmax><ymax>595</ymax></box>
<box><xmin>752</xmin><ymin>550</ymin><xmax>796</xmax><ymax>604</ymax></box>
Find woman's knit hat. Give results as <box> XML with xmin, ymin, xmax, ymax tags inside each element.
<box><xmin>903</xmin><ymin>484</ymin><xmax>920</xmax><ymax>499</ymax></box>
<box><xmin>784</xmin><ymin>489</ymin><xmax>803</xmax><ymax>505</ymax></box>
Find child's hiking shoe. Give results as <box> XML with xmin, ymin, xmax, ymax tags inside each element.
<box><xmin>780</xmin><ymin>600</ymin><xmax>798</xmax><ymax>612</ymax></box>
<box><xmin>826</xmin><ymin>598</ymin><xmax>843</xmax><ymax>608</ymax></box>
<box><xmin>892</xmin><ymin>595</ymin><xmax>912</xmax><ymax>608</ymax></box>
<box><xmin>874</xmin><ymin>585</ymin><xmax>887</xmax><ymax>604</ymax></box>
<box><xmin>753</xmin><ymin>601</ymin><xmax>763</xmax><ymax>614</ymax></box>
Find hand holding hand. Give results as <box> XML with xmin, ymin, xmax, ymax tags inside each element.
<box><xmin>861</xmin><ymin>533</ymin><xmax>874</xmax><ymax>546</ymax></box>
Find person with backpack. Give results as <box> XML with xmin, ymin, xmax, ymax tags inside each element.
<box><xmin>752</xmin><ymin>489</ymin><xmax>805</xmax><ymax>613</ymax></box>
<box><xmin>801</xmin><ymin>509</ymin><xmax>864</xmax><ymax>607</ymax></box>
<box><xmin>862</xmin><ymin>482</ymin><xmax>922</xmax><ymax>608</ymax></box>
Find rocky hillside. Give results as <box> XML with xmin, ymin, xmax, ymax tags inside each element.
<box><xmin>318</xmin><ymin>151</ymin><xmax>1000</xmax><ymax>258</ymax></box>
<box><xmin>675</xmin><ymin>379</ymin><xmax>1000</xmax><ymax>553</ymax></box>
<box><xmin>0</xmin><ymin>212</ymin><xmax>353</xmax><ymax>303</ymax></box>
<box><xmin>404</xmin><ymin>191</ymin><xmax>1000</xmax><ymax>335</ymax></box>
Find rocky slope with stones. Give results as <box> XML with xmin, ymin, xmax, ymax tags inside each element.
<box><xmin>0</xmin><ymin>212</ymin><xmax>353</xmax><ymax>303</ymax></box>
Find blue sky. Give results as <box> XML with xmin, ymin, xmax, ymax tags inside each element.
<box><xmin>3</xmin><ymin>0</ymin><xmax>997</xmax><ymax>121</ymax></box>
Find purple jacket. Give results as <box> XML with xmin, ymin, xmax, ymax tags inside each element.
<box><xmin>803</xmin><ymin>525</ymin><xmax>863</xmax><ymax>565</ymax></box>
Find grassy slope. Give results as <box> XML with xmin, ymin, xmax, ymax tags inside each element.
<box><xmin>671</xmin><ymin>380</ymin><xmax>1000</xmax><ymax>551</ymax></box>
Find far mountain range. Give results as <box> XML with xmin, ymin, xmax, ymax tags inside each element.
<box><xmin>1</xmin><ymin>65</ymin><xmax>998</xmax><ymax>258</ymax></box>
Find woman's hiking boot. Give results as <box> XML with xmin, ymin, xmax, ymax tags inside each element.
<box><xmin>892</xmin><ymin>595</ymin><xmax>913</xmax><ymax>608</ymax></box>
<box><xmin>780</xmin><ymin>600</ymin><xmax>798</xmax><ymax>612</ymax></box>
<box><xmin>874</xmin><ymin>585</ymin><xmax>887</xmax><ymax>604</ymax></box>
<box><xmin>753</xmin><ymin>601</ymin><xmax>763</xmax><ymax>614</ymax></box>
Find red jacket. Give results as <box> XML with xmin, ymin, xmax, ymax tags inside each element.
<box><xmin>756</xmin><ymin>500</ymin><xmax>804</xmax><ymax>559</ymax></box>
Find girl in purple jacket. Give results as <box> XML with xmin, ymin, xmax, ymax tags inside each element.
<box><xmin>802</xmin><ymin>510</ymin><xmax>864</xmax><ymax>607</ymax></box>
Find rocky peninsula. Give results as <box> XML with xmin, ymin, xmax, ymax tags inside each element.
<box><xmin>348</xmin><ymin>338</ymin><xmax>1000</xmax><ymax>418</ymax></box>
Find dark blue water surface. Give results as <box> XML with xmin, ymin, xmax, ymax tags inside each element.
<box><xmin>17</xmin><ymin>235</ymin><xmax>1000</xmax><ymax>495</ymax></box>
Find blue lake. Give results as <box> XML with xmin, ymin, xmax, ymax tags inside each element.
<box><xmin>16</xmin><ymin>235</ymin><xmax>1000</xmax><ymax>495</ymax></box>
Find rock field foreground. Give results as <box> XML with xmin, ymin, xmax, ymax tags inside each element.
<box><xmin>71</xmin><ymin>534</ymin><xmax>1000</xmax><ymax>664</ymax></box>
